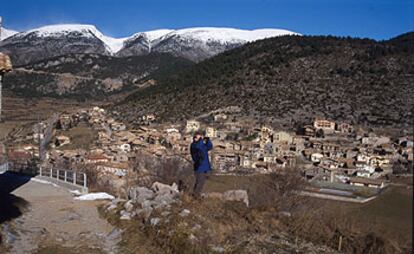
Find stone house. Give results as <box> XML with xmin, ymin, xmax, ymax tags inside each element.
<box><xmin>97</xmin><ymin>162</ymin><xmax>129</xmax><ymax>177</ymax></box>
<box><xmin>206</xmin><ymin>126</ymin><xmax>217</xmax><ymax>138</ymax></box>
<box><xmin>118</xmin><ymin>143</ymin><xmax>131</xmax><ymax>153</ymax></box>
<box><xmin>239</xmin><ymin>153</ymin><xmax>252</xmax><ymax>168</ymax></box>
<box><xmin>58</xmin><ymin>114</ymin><xmax>72</xmax><ymax>130</ymax></box>
<box><xmin>273</xmin><ymin>143</ymin><xmax>292</xmax><ymax>156</ymax></box>
<box><xmin>338</xmin><ymin>122</ymin><xmax>354</xmax><ymax>134</ymax></box>
<box><xmin>7</xmin><ymin>150</ymin><xmax>32</xmax><ymax>172</ymax></box>
<box><xmin>303</xmin><ymin>125</ymin><xmax>315</xmax><ymax>137</ymax></box>
<box><xmin>111</xmin><ymin>122</ymin><xmax>126</xmax><ymax>131</ymax></box>
<box><xmin>85</xmin><ymin>154</ymin><xmax>109</xmax><ymax>164</ymax></box>
<box><xmin>213</xmin><ymin>152</ymin><xmax>240</xmax><ymax>172</ymax></box>
<box><xmin>311</xmin><ymin>153</ymin><xmax>324</xmax><ymax>163</ymax></box>
<box><xmin>172</xmin><ymin>140</ymin><xmax>189</xmax><ymax>153</ymax></box>
<box><xmin>111</xmin><ymin>152</ymin><xmax>129</xmax><ymax>163</ymax></box>
<box><xmin>313</xmin><ymin>119</ymin><xmax>336</xmax><ymax>132</ymax></box>
<box><xmin>186</xmin><ymin>120</ymin><xmax>200</xmax><ymax>133</ymax></box>
<box><xmin>55</xmin><ymin>135</ymin><xmax>70</xmax><ymax>146</ymax></box>
<box><xmin>361</xmin><ymin>136</ymin><xmax>390</xmax><ymax>147</ymax></box>
<box><xmin>349</xmin><ymin>177</ymin><xmax>385</xmax><ymax>188</ymax></box>
<box><xmin>311</xmin><ymin>141</ymin><xmax>323</xmax><ymax>150</ymax></box>
<box><xmin>214</xmin><ymin>113</ymin><xmax>228</xmax><ymax>122</ymax></box>
<box><xmin>142</xmin><ymin>113</ymin><xmax>156</xmax><ymax>124</ymax></box>
<box><xmin>368</xmin><ymin>156</ymin><xmax>390</xmax><ymax>167</ymax></box>
<box><xmin>293</xmin><ymin>137</ymin><xmax>306</xmax><ymax>153</ymax></box>
<box><xmin>273</xmin><ymin>131</ymin><xmax>294</xmax><ymax>145</ymax></box>
<box><xmin>216</xmin><ymin>130</ymin><xmax>228</xmax><ymax>140</ymax></box>
<box><xmin>260</xmin><ymin>126</ymin><xmax>273</xmax><ymax>147</ymax></box>
<box><xmin>320</xmin><ymin>158</ymin><xmax>339</xmax><ymax>169</ymax></box>
<box><xmin>263</xmin><ymin>155</ymin><xmax>275</xmax><ymax>164</ymax></box>
<box><xmin>165</xmin><ymin>132</ymin><xmax>182</xmax><ymax>143</ymax></box>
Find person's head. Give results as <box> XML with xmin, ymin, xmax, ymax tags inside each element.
<box><xmin>193</xmin><ymin>130</ymin><xmax>203</xmax><ymax>141</ymax></box>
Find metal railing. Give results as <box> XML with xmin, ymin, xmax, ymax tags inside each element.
<box><xmin>39</xmin><ymin>167</ymin><xmax>87</xmax><ymax>189</ymax></box>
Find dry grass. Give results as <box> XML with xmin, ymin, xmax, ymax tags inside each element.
<box><xmin>56</xmin><ymin>123</ymin><xmax>98</xmax><ymax>150</ymax></box>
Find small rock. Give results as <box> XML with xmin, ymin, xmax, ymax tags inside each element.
<box><xmin>124</xmin><ymin>200</ymin><xmax>135</xmax><ymax>212</ymax></box>
<box><xmin>192</xmin><ymin>224</ymin><xmax>201</xmax><ymax>231</ymax></box>
<box><xmin>112</xmin><ymin>198</ymin><xmax>126</xmax><ymax>205</ymax></box>
<box><xmin>106</xmin><ymin>204</ymin><xmax>117</xmax><ymax>211</ymax></box>
<box><xmin>161</xmin><ymin>211</ymin><xmax>171</xmax><ymax>217</ymax></box>
<box><xmin>106</xmin><ymin>228</ymin><xmax>123</xmax><ymax>241</ymax></box>
<box><xmin>279</xmin><ymin>211</ymin><xmax>292</xmax><ymax>217</ymax></box>
<box><xmin>150</xmin><ymin>217</ymin><xmax>160</xmax><ymax>226</ymax></box>
<box><xmin>179</xmin><ymin>209</ymin><xmax>191</xmax><ymax>217</ymax></box>
<box><xmin>211</xmin><ymin>246</ymin><xmax>225</xmax><ymax>253</ymax></box>
<box><xmin>120</xmin><ymin>210</ymin><xmax>131</xmax><ymax>220</ymax></box>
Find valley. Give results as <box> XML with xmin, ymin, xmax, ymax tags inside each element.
<box><xmin>0</xmin><ymin>19</ymin><xmax>412</xmax><ymax>254</ymax></box>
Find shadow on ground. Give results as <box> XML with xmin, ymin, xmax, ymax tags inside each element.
<box><xmin>0</xmin><ymin>172</ymin><xmax>31</xmax><ymax>224</ymax></box>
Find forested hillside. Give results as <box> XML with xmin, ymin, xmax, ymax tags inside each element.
<box><xmin>116</xmin><ymin>33</ymin><xmax>414</xmax><ymax>129</ymax></box>
<box><xmin>4</xmin><ymin>53</ymin><xmax>192</xmax><ymax>99</ymax></box>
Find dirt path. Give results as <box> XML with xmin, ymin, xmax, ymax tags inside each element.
<box><xmin>2</xmin><ymin>176</ymin><xmax>119</xmax><ymax>254</ymax></box>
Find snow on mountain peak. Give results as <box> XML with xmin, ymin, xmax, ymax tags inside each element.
<box><xmin>143</xmin><ymin>29</ymin><xmax>175</xmax><ymax>41</ymax></box>
<box><xmin>0</xmin><ymin>27</ymin><xmax>19</xmax><ymax>40</ymax></box>
<box><xmin>1</xmin><ymin>24</ymin><xmax>298</xmax><ymax>54</ymax></box>
<box><xmin>166</xmin><ymin>27</ymin><xmax>298</xmax><ymax>43</ymax></box>
<box><xmin>23</xmin><ymin>24</ymin><xmax>100</xmax><ymax>36</ymax></box>
<box><xmin>16</xmin><ymin>24</ymin><xmax>127</xmax><ymax>53</ymax></box>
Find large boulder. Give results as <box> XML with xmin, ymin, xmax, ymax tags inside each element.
<box><xmin>128</xmin><ymin>186</ymin><xmax>155</xmax><ymax>204</ymax></box>
<box><xmin>151</xmin><ymin>182</ymin><xmax>179</xmax><ymax>197</ymax></box>
<box><xmin>223</xmin><ymin>190</ymin><xmax>249</xmax><ymax>207</ymax></box>
<box><xmin>153</xmin><ymin>192</ymin><xmax>177</xmax><ymax>209</ymax></box>
<box><xmin>203</xmin><ymin>190</ymin><xmax>250</xmax><ymax>207</ymax></box>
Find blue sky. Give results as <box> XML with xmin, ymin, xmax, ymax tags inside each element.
<box><xmin>0</xmin><ymin>0</ymin><xmax>412</xmax><ymax>40</ymax></box>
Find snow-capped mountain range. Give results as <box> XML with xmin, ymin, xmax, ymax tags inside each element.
<box><xmin>0</xmin><ymin>27</ymin><xmax>18</xmax><ymax>40</ymax></box>
<box><xmin>0</xmin><ymin>24</ymin><xmax>298</xmax><ymax>64</ymax></box>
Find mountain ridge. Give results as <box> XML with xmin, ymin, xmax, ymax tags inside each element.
<box><xmin>0</xmin><ymin>24</ymin><xmax>298</xmax><ymax>64</ymax></box>
<box><xmin>0</xmin><ymin>27</ymin><xmax>18</xmax><ymax>40</ymax></box>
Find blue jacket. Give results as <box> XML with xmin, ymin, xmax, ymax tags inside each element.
<box><xmin>190</xmin><ymin>138</ymin><xmax>213</xmax><ymax>173</ymax></box>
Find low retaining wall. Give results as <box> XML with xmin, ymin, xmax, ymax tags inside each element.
<box><xmin>299</xmin><ymin>191</ymin><xmax>378</xmax><ymax>203</ymax></box>
<box><xmin>35</xmin><ymin>175</ymin><xmax>88</xmax><ymax>194</ymax></box>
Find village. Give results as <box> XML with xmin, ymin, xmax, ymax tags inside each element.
<box><xmin>2</xmin><ymin>106</ymin><xmax>413</xmax><ymax>200</ymax></box>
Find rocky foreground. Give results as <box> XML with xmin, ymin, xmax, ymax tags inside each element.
<box><xmin>101</xmin><ymin>182</ymin><xmax>339</xmax><ymax>254</ymax></box>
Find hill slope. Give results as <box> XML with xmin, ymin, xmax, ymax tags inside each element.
<box><xmin>3</xmin><ymin>53</ymin><xmax>193</xmax><ymax>99</ymax></box>
<box><xmin>116</xmin><ymin>33</ymin><xmax>414</xmax><ymax>129</ymax></box>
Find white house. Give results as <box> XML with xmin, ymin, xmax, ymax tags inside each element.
<box><xmin>311</xmin><ymin>153</ymin><xmax>324</xmax><ymax>163</ymax></box>
<box><xmin>118</xmin><ymin>143</ymin><xmax>131</xmax><ymax>153</ymax></box>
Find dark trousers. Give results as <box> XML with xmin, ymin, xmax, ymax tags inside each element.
<box><xmin>193</xmin><ymin>172</ymin><xmax>208</xmax><ymax>197</ymax></box>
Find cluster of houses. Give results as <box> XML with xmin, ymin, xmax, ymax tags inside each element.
<box><xmin>2</xmin><ymin>106</ymin><xmax>412</xmax><ymax>191</ymax></box>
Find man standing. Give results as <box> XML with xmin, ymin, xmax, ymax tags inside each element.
<box><xmin>190</xmin><ymin>130</ymin><xmax>213</xmax><ymax>198</ymax></box>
